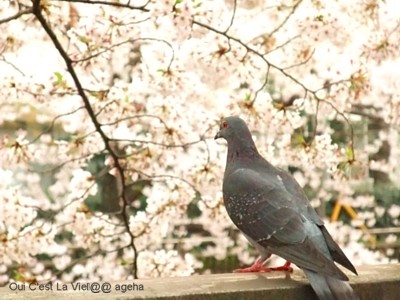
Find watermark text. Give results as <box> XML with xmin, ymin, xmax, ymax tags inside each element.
<box><xmin>8</xmin><ymin>281</ymin><xmax>144</xmax><ymax>294</ymax></box>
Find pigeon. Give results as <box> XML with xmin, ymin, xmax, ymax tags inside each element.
<box><xmin>215</xmin><ymin>116</ymin><xmax>359</xmax><ymax>300</ymax></box>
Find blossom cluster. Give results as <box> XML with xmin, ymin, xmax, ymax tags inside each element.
<box><xmin>0</xmin><ymin>0</ymin><xmax>399</xmax><ymax>284</ymax></box>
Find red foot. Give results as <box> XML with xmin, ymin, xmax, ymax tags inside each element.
<box><xmin>234</xmin><ymin>260</ymin><xmax>293</xmax><ymax>273</ymax></box>
<box><xmin>270</xmin><ymin>261</ymin><xmax>293</xmax><ymax>272</ymax></box>
<box><xmin>234</xmin><ymin>258</ymin><xmax>272</xmax><ymax>273</ymax></box>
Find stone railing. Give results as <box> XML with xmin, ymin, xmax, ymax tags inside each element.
<box><xmin>1</xmin><ymin>264</ymin><xmax>399</xmax><ymax>299</ymax></box>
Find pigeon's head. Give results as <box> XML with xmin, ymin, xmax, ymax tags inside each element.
<box><xmin>214</xmin><ymin>116</ymin><xmax>252</xmax><ymax>142</ymax></box>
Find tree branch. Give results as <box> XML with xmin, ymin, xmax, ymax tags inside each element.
<box><xmin>193</xmin><ymin>18</ymin><xmax>357</xmax><ymax>163</ymax></box>
<box><xmin>0</xmin><ymin>8</ymin><xmax>33</xmax><ymax>25</ymax></box>
<box><xmin>31</xmin><ymin>0</ymin><xmax>139</xmax><ymax>278</ymax></box>
<box><xmin>53</xmin><ymin>0</ymin><xmax>150</xmax><ymax>11</ymax></box>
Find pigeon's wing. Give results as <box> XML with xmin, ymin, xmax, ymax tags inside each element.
<box><xmin>275</xmin><ymin>167</ymin><xmax>324</xmax><ymax>225</ymax></box>
<box><xmin>224</xmin><ymin>168</ymin><xmax>347</xmax><ymax>280</ymax></box>
<box><xmin>276</xmin><ymin>167</ymin><xmax>357</xmax><ymax>275</ymax></box>
<box><xmin>320</xmin><ymin>225</ymin><xmax>358</xmax><ymax>275</ymax></box>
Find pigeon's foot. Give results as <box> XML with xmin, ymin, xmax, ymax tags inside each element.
<box><xmin>234</xmin><ymin>258</ymin><xmax>272</xmax><ymax>273</ymax></box>
<box><xmin>270</xmin><ymin>261</ymin><xmax>293</xmax><ymax>272</ymax></box>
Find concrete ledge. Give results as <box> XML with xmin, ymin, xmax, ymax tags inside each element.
<box><xmin>1</xmin><ymin>264</ymin><xmax>399</xmax><ymax>299</ymax></box>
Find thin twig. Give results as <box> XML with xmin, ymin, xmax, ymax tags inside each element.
<box><xmin>0</xmin><ymin>8</ymin><xmax>33</xmax><ymax>25</ymax></box>
<box><xmin>224</xmin><ymin>0</ymin><xmax>237</xmax><ymax>33</ymax></box>
<box><xmin>52</xmin><ymin>0</ymin><xmax>150</xmax><ymax>11</ymax></box>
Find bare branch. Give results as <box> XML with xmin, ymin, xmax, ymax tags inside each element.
<box><xmin>31</xmin><ymin>151</ymin><xmax>99</xmax><ymax>174</ymax></box>
<box><xmin>0</xmin><ymin>8</ymin><xmax>33</xmax><ymax>25</ymax></box>
<box><xmin>282</xmin><ymin>48</ymin><xmax>315</xmax><ymax>70</ymax></box>
<box><xmin>262</xmin><ymin>35</ymin><xmax>300</xmax><ymax>55</ymax></box>
<box><xmin>32</xmin><ymin>0</ymin><xmax>139</xmax><ymax>278</ymax></box>
<box><xmin>30</xmin><ymin>105</ymin><xmax>86</xmax><ymax>144</ymax></box>
<box><xmin>52</xmin><ymin>0</ymin><xmax>150</xmax><ymax>11</ymax></box>
<box><xmin>193</xmin><ymin>17</ymin><xmax>357</xmax><ymax>163</ymax></box>
<box><xmin>224</xmin><ymin>0</ymin><xmax>237</xmax><ymax>33</ymax></box>
<box><xmin>109</xmin><ymin>137</ymin><xmax>207</xmax><ymax>148</ymax></box>
<box><xmin>264</xmin><ymin>0</ymin><xmax>303</xmax><ymax>40</ymax></box>
<box><xmin>73</xmin><ymin>38</ymin><xmax>175</xmax><ymax>71</ymax></box>
<box><xmin>317</xmin><ymin>96</ymin><xmax>355</xmax><ymax>161</ymax></box>
<box><xmin>99</xmin><ymin>114</ymin><xmax>171</xmax><ymax>132</ymax></box>
<box><xmin>193</xmin><ymin>19</ymin><xmax>309</xmax><ymax>97</ymax></box>
<box><xmin>0</xmin><ymin>55</ymin><xmax>26</xmax><ymax>76</ymax></box>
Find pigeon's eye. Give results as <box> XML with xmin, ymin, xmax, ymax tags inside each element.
<box><xmin>222</xmin><ymin>121</ymin><xmax>228</xmax><ymax>129</ymax></box>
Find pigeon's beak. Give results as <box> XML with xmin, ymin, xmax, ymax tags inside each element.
<box><xmin>214</xmin><ymin>131</ymin><xmax>221</xmax><ymax>140</ymax></box>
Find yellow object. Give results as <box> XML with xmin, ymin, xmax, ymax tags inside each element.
<box><xmin>330</xmin><ymin>200</ymin><xmax>376</xmax><ymax>247</ymax></box>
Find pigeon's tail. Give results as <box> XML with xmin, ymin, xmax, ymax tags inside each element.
<box><xmin>303</xmin><ymin>269</ymin><xmax>359</xmax><ymax>300</ymax></box>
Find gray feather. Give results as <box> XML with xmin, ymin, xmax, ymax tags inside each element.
<box><xmin>304</xmin><ymin>269</ymin><xmax>359</xmax><ymax>300</ymax></box>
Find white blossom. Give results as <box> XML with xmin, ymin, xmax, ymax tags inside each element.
<box><xmin>0</xmin><ymin>0</ymin><xmax>398</xmax><ymax>284</ymax></box>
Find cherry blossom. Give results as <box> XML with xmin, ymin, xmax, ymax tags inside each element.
<box><xmin>0</xmin><ymin>0</ymin><xmax>399</xmax><ymax>285</ymax></box>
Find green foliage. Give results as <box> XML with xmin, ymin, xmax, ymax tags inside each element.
<box><xmin>53</xmin><ymin>72</ymin><xmax>67</xmax><ymax>88</ymax></box>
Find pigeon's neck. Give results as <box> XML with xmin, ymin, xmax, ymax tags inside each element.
<box><xmin>226</xmin><ymin>137</ymin><xmax>260</xmax><ymax>164</ymax></box>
